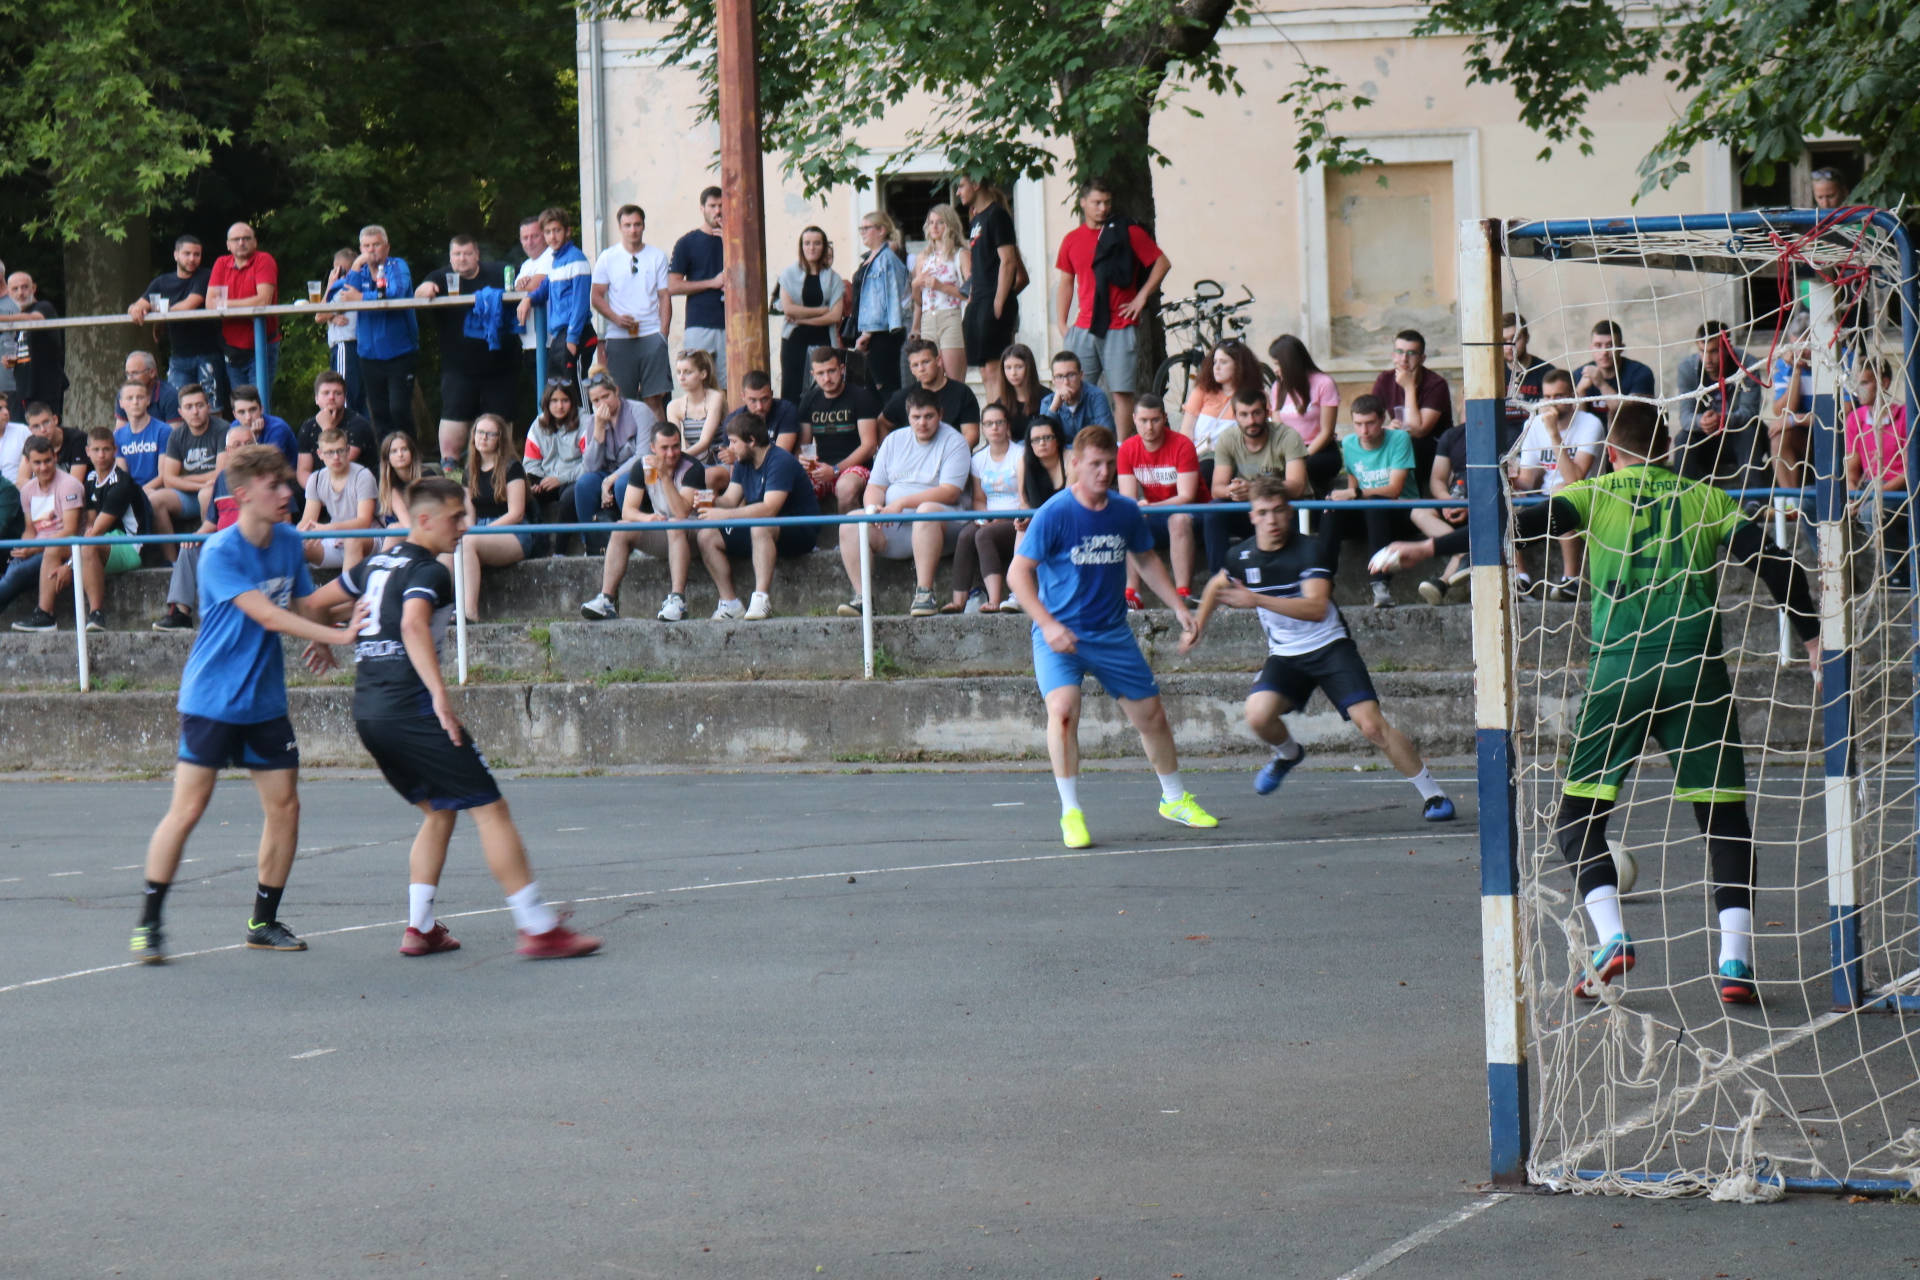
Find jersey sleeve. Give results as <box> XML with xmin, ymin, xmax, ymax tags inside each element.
<box><xmin>336</xmin><ymin>558</ymin><xmax>369</xmax><ymax>598</ymax></box>
<box><xmin>1703</xmin><ymin>485</ymin><xmax>1743</xmax><ymax>547</ymax></box>
<box><xmin>404</xmin><ymin>558</ymin><xmax>455</xmax><ymax>609</ymax></box>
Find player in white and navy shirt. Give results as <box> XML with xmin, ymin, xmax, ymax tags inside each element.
<box><xmin>1180</xmin><ymin>474</ymin><xmax>1455</xmax><ymax>819</ymax></box>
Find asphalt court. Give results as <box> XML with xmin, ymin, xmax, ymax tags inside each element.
<box><xmin>2</xmin><ymin>770</ymin><xmax>1909</xmax><ymax>1279</ymax></box>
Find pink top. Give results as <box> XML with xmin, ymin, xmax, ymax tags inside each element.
<box><xmin>1845</xmin><ymin>403</ymin><xmax>1909</xmax><ymax>487</ymax></box>
<box><xmin>1269</xmin><ymin>371</ymin><xmax>1340</xmax><ymax>445</ymax></box>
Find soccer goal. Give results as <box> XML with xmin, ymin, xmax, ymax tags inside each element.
<box><xmin>1461</xmin><ymin>209</ymin><xmax>1920</xmax><ymax>1197</ymax></box>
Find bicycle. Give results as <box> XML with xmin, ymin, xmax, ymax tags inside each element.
<box><xmin>1151</xmin><ymin>279</ymin><xmax>1255</xmax><ymax>406</ymax></box>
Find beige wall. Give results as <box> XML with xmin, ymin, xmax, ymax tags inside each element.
<box><xmin>580</xmin><ymin>7</ymin><xmax>1735</xmax><ymax>400</ymax></box>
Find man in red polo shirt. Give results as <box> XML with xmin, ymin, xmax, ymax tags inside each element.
<box><xmin>1053</xmin><ymin>179</ymin><xmax>1171</xmax><ymax>440</ymax></box>
<box><xmin>209</xmin><ymin>223</ymin><xmax>280</xmax><ymax>404</ymax></box>
<box><xmin>1116</xmin><ymin>392</ymin><xmax>1199</xmax><ymax>607</ymax></box>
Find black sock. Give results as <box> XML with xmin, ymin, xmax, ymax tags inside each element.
<box><xmin>253</xmin><ymin>882</ymin><xmax>284</xmax><ymax>927</ymax></box>
<box><xmin>140</xmin><ymin>880</ymin><xmax>170</xmax><ymax>928</ymax></box>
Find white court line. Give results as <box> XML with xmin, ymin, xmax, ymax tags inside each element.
<box><xmin>0</xmin><ymin>830</ymin><xmax>1473</xmax><ymax>997</ymax></box>
<box><xmin>290</xmin><ymin>1047</ymin><xmax>337</xmax><ymax>1060</ymax></box>
<box><xmin>1331</xmin><ymin>1194</ymin><xmax>1510</xmax><ymax>1280</ymax></box>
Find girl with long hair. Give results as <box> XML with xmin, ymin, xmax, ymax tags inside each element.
<box><xmin>667</xmin><ymin>348</ymin><xmax>731</xmax><ymax>492</ymax></box>
<box><xmin>913</xmin><ymin>204</ymin><xmax>971</xmax><ymax>383</ymax></box>
<box><xmin>522</xmin><ymin>379</ymin><xmax>588</xmax><ymax>540</ymax></box>
<box><xmin>850</xmin><ymin>210</ymin><xmax>911</xmax><ymax>399</ymax></box>
<box><xmin>999</xmin><ymin>342</ymin><xmax>1046</xmax><ymax>440</ymax></box>
<box><xmin>945</xmin><ymin>402</ymin><xmax>1023</xmax><ymax>612</ymax></box>
<box><xmin>461</xmin><ymin>413</ymin><xmax>531</xmax><ymax>622</ymax></box>
<box><xmin>1179</xmin><ymin>338</ymin><xmax>1265</xmax><ymax>494</ymax></box>
<box><xmin>777</xmin><ymin>225</ymin><xmax>845</xmax><ymax>402</ymax></box>
<box><xmin>1267</xmin><ymin>333</ymin><xmax>1343</xmax><ymax>492</ymax></box>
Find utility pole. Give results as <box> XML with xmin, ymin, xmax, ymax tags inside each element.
<box><xmin>715</xmin><ymin>0</ymin><xmax>769</xmax><ymax>403</ymax></box>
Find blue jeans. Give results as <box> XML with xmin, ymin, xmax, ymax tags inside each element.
<box><xmin>0</xmin><ymin>552</ymin><xmax>42</xmax><ymax>613</ymax></box>
<box><xmin>572</xmin><ymin>469</ymin><xmax>633</xmax><ymax>552</ymax></box>
<box><xmin>167</xmin><ymin>355</ymin><xmax>224</xmax><ymax>412</ymax></box>
<box><xmin>224</xmin><ymin>339</ymin><xmax>281</xmax><ymax>406</ymax></box>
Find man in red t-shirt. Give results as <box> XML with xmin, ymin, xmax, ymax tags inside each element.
<box><xmin>208</xmin><ymin>223</ymin><xmax>281</xmax><ymax>406</ymax></box>
<box><xmin>1116</xmin><ymin>393</ymin><xmax>1199</xmax><ymax>606</ymax></box>
<box><xmin>1053</xmin><ymin>179</ymin><xmax>1171</xmax><ymax>440</ymax></box>
<box><xmin>1368</xmin><ymin>327</ymin><xmax>1454</xmax><ymax>497</ymax></box>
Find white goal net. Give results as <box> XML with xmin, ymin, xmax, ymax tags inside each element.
<box><xmin>1491</xmin><ymin>210</ymin><xmax>1920</xmax><ymax>1197</ymax></box>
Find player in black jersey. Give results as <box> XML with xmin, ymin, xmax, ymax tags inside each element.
<box><xmin>1181</xmin><ymin>476</ymin><xmax>1455</xmax><ymax>820</ymax></box>
<box><xmin>304</xmin><ymin>478</ymin><xmax>601</xmax><ymax>959</ymax></box>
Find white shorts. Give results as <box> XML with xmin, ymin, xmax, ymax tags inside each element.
<box><xmin>875</xmin><ymin>505</ymin><xmax>961</xmax><ymax>560</ymax></box>
<box><xmin>314</xmin><ymin>538</ymin><xmax>346</xmax><ymax>569</ymax></box>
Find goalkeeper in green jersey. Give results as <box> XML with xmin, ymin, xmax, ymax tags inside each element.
<box><xmin>1380</xmin><ymin>402</ymin><xmax>1819</xmax><ymax>1004</ymax></box>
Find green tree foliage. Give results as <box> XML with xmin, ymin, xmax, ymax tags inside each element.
<box><xmin>1416</xmin><ymin>0</ymin><xmax>1918</xmax><ymax>204</ymax></box>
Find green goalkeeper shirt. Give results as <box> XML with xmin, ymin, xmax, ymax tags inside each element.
<box><xmin>1553</xmin><ymin>463</ymin><xmax>1745</xmax><ymax>659</ymax></box>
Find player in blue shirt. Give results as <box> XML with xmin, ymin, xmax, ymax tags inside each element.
<box><xmin>1007</xmin><ymin>425</ymin><xmax>1215</xmax><ymax>848</ymax></box>
<box><xmin>129</xmin><ymin>445</ymin><xmax>363</xmax><ymax>964</ymax></box>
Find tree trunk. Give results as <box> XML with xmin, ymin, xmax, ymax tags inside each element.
<box><xmin>1078</xmin><ymin>99</ymin><xmax>1164</xmax><ymax>427</ymax></box>
<box><xmin>63</xmin><ymin>217</ymin><xmax>150</xmax><ymax>429</ymax></box>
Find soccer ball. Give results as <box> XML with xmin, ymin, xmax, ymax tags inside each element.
<box><xmin>1607</xmin><ymin>837</ymin><xmax>1639</xmax><ymax>894</ymax></box>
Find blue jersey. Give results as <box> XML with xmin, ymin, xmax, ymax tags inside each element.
<box><xmin>1020</xmin><ymin>488</ymin><xmax>1153</xmax><ymax>634</ymax></box>
<box><xmin>114</xmin><ymin>421</ymin><xmax>167</xmax><ymax>486</ymax></box>
<box><xmin>178</xmin><ymin>523</ymin><xmax>314</xmax><ymax>724</ymax></box>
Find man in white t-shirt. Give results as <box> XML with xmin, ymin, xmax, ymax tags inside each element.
<box><xmin>1515</xmin><ymin>368</ymin><xmax>1605</xmax><ymax>600</ymax></box>
<box><xmin>837</xmin><ymin>387</ymin><xmax>972</xmax><ymax>618</ymax></box>
<box><xmin>297</xmin><ymin>426</ymin><xmax>378</xmax><ymax>570</ymax></box>
<box><xmin>591</xmin><ymin>204</ymin><xmax>673</xmax><ymax>417</ymax></box>
<box><xmin>0</xmin><ymin>399</ymin><xmax>31</xmax><ymax>485</ymax></box>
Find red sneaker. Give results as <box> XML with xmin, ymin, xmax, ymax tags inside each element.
<box><xmin>400</xmin><ymin>923</ymin><xmax>461</xmax><ymax>956</ymax></box>
<box><xmin>1124</xmin><ymin>588</ymin><xmax>1145</xmax><ymax>612</ymax></box>
<box><xmin>517</xmin><ymin>923</ymin><xmax>602</xmax><ymax>959</ymax></box>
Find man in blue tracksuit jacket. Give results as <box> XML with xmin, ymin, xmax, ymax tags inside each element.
<box><xmin>336</xmin><ymin>224</ymin><xmax>419</xmax><ymax>439</ymax></box>
<box><xmin>523</xmin><ymin>208</ymin><xmax>592</xmax><ymax>395</ymax></box>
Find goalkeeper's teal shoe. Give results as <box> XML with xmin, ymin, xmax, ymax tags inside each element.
<box><xmin>1574</xmin><ymin>933</ymin><xmax>1635</xmax><ymax>999</ymax></box>
<box><xmin>1158</xmin><ymin>792</ymin><xmax>1217</xmax><ymax>829</ymax></box>
<box><xmin>1718</xmin><ymin>959</ymin><xmax>1759</xmax><ymax>1005</ymax></box>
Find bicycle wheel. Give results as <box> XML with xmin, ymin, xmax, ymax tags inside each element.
<box><xmin>1152</xmin><ymin>352</ymin><xmax>1198</xmax><ymax>402</ymax></box>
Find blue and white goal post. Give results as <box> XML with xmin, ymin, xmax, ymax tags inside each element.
<box><xmin>1461</xmin><ymin>209</ymin><xmax>1920</xmax><ymax>1196</ymax></box>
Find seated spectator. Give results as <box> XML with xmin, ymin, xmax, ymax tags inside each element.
<box><xmin>667</xmin><ymin>349</ymin><xmax>729</xmax><ymax>490</ymax></box>
<box><xmin>154</xmin><ymin>421</ymin><xmax>255</xmax><ymax>632</ymax></box>
<box><xmin>1845</xmin><ymin>358</ymin><xmax>1910</xmax><ymax>589</ymax></box>
<box><xmin>229</xmin><ymin>384</ymin><xmax>300</xmax><ymax>469</ymax></box>
<box><xmin>460</xmin><ymin>414</ymin><xmax>530</xmax><ymax>622</ymax></box>
<box><xmin>724</xmin><ymin>369</ymin><xmax>800</xmax><ymax>453</ymax></box>
<box><xmin>0</xmin><ymin>399</ymin><xmax>31</xmax><ymax>484</ymax></box>
<box><xmin>295</xmin><ymin>370</ymin><xmax>377</xmax><ymax>487</ymax></box>
<box><xmin>1325</xmin><ymin>395</ymin><xmax>1414</xmax><ymax>608</ymax></box>
<box><xmin>1038</xmin><ymin>350</ymin><xmax>1114</xmax><ymax>444</ymax></box>
<box><xmin>1769</xmin><ymin>310</ymin><xmax>1815</xmax><ymax>494</ymax></box>
<box><xmin>1204</xmin><ymin>389</ymin><xmax>1309</xmax><ymax>578</ymax></box>
<box><xmin>59</xmin><ymin>428</ymin><xmax>158</xmax><ymax>631</ymax></box>
<box><xmin>1515</xmin><ymin>370</ymin><xmax>1606</xmax><ymax>600</ymax></box>
<box><xmin>1181</xmin><ymin>339</ymin><xmax>1260</xmax><ymax>483</ymax></box>
<box><xmin>795</xmin><ymin>346</ymin><xmax>883</xmax><ymax>510</ymax></box>
<box><xmin>298</xmin><ymin>427</ymin><xmax>378</xmax><ymax>570</ymax></box>
<box><xmin>998</xmin><ymin>343</ymin><xmax>1047</xmax><ymax>440</ymax></box>
<box><xmin>522</xmin><ymin>382</ymin><xmax>588</xmax><ymax>544</ymax></box>
<box><xmin>1267</xmin><ymin>335</ymin><xmax>1342</xmax><ymax>494</ymax></box>
<box><xmin>1574</xmin><ymin>319</ymin><xmax>1656</xmax><ymax>422</ymax></box>
<box><xmin>116</xmin><ymin>352</ymin><xmax>181</xmax><ymax>426</ymax></box>
<box><xmin>1116</xmin><ymin>393</ymin><xmax>1201</xmax><ymax>608</ymax></box>
<box><xmin>836</xmin><ymin>386</ymin><xmax>971</xmax><ymax>618</ymax></box>
<box><xmin>113</xmin><ymin>380</ymin><xmax>177</xmax><ymax>551</ymax></box>
<box><xmin>946</xmin><ymin>402</ymin><xmax>1024</xmax><ymax>613</ymax></box>
<box><xmin>880</xmin><ymin>338</ymin><xmax>982</xmax><ymax>446</ymax></box>
<box><xmin>0</xmin><ymin>435</ymin><xmax>73</xmax><ymax>623</ymax></box>
<box><xmin>22</xmin><ymin>402</ymin><xmax>87</xmax><ymax>480</ymax></box>
<box><xmin>572</xmin><ymin>372</ymin><xmax>659</xmax><ymax>551</ymax></box>
<box><xmin>694</xmin><ymin>411</ymin><xmax>819</xmax><ymax>620</ymax></box>
<box><xmin>376</xmin><ymin>430</ymin><xmax>439</xmax><ymax>532</ymax></box>
<box><xmin>1016</xmin><ymin>414</ymin><xmax>1068</xmax><ymax>512</ymax></box>
<box><xmin>1502</xmin><ymin>312</ymin><xmax>1558</xmax><ymax>454</ymax></box>
<box><xmin>159</xmin><ymin>383</ymin><xmax>224</xmax><ymax>530</ymax></box>
<box><xmin>1675</xmin><ymin>320</ymin><xmax>1767</xmax><ymax>492</ymax></box>
<box><xmin>1416</xmin><ymin>419</ymin><xmax>1472</xmax><ymax>606</ymax></box>
<box><xmin>580</xmin><ymin>421</ymin><xmax>701</xmax><ymax>621</ymax></box>
<box><xmin>1369</xmin><ymin>329</ymin><xmax>1453</xmax><ymax>495</ymax></box>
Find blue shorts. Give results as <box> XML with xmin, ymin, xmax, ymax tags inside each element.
<box><xmin>1032</xmin><ymin>623</ymin><xmax>1160</xmax><ymax>702</ymax></box>
<box><xmin>474</xmin><ymin>515</ymin><xmax>536</xmax><ymax>557</ymax></box>
<box><xmin>178</xmin><ymin>713</ymin><xmax>300</xmax><ymax>771</ymax></box>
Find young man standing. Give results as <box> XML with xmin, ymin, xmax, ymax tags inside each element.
<box><xmin>334</xmin><ymin>225</ymin><xmax>419</xmax><ymax>439</ymax></box>
<box><xmin>695</xmin><ymin>411</ymin><xmax>819</xmax><ymax>620</ymax></box>
<box><xmin>298</xmin><ymin>427</ymin><xmax>378</xmax><ymax>570</ymax></box>
<box><xmin>1182</xmin><ymin>477</ymin><xmax>1455</xmax><ymax>820</ymax></box>
<box><xmin>956</xmin><ymin>176</ymin><xmax>1023</xmax><ymax>409</ymax></box>
<box><xmin>309</xmin><ymin>478</ymin><xmax>601</xmax><ymax>960</ymax></box>
<box><xmin>580</xmin><ymin>421</ymin><xmax>700</xmax><ymax>621</ymax></box>
<box><xmin>414</xmin><ymin>234</ymin><xmax>518</xmax><ymax>467</ymax></box>
<box><xmin>156</xmin><ymin>421</ymin><xmax>257</xmax><ymax>633</ymax></box>
<box><xmin>592</xmin><ymin>204</ymin><xmax>674</xmax><ymax>416</ymax></box>
<box><xmin>520</xmin><ymin>208</ymin><xmax>592</xmax><ymax>396</ymax></box>
<box><xmin>669</xmin><ymin>187</ymin><xmax>728</xmax><ymax>386</ymax></box>
<box><xmin>208</xmin><ymin>224</ymin><xmax>280</xmax><ymax>397</ymax></box>
<box><xmin>1052</xmin><ymin>180</ymin><xmax>1170</xmax><ymax>438</ymax></box>
<box><xmin>1008</xmin><ymin>425</ymin><xmax>1213</xmax><ymax>847</ymax></box>
<box><xmin>295</xmin><ymin>370</ymin><xmax>377</xmax><ymax>486</ymax></box>
<box><xmin>878</xmin><ymin>337</ymin><xmax>982</xmax><ymax>445</ymax></box>
<box><xmin>129</xmin><ymin>234</ymin><xmax>225</xmax><ymax>411</ymax></box>
<box><xmin>836</xmin><ymin>388</ymin><xmax>971</xmax><ymax>619</ymax></box>
<box><xmin>129</xmin><ymin>444</ymin><xmax>362</xmax><ymax>963</ymax></box>
<box><xmin>1115</xmin><ymin>393</ymin><xmax>1200</xmax><ymax>608</ymax></box>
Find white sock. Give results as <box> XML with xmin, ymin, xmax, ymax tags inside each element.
<box><xmin>1157</xmin><ymin>771</ymin><xmax>1186</xmax><ymax>803</ymax></box>
<box><xmin>408</xmin><ymin>883</ymin><xmax>436</xmax><ymax>932</ymax></box>
<box><xmin>1272</xmin><ymin>739</ymin><xmax>1303</xmax><ymax>762</ymax></box>
<box><xmin>1055</xmin><ymin>775</ymin><xmax>1080</xmax><ymax>815</ymax></box>
<box><xmin>1584</xmin><ymin>885</ymin><xmax>1625</xmax><ymax>942</ymax></box>
<box><xmin>1408</xmin><ymin>767</ymin><xmax>1445</xmax><ymax>801</ymax></box>
<box><xmin>506</xmin><ymin>882</ymin><xmax>559</xmax><ymax>935</ymax></box>
<box><xmin>1718</xmin><ymin>907</ymin><xmax>1754</xmax><ymax>966</ymax></box>
<box><xmin>722</xmin><ymin>598</ymin><xmax>741</xmax><ymax>607</ymax></box>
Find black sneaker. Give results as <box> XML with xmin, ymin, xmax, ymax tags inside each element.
<box><xmin>1546</xmin><ymin>577</ymin><xmax>1579</xmax><ymax>603</ymax></box>
<box><xmin>245</xmin><ymin>919</ymin><xmax>308</xmax><ymax>951</ymax></box>
<box><xmin>85</xmin><ymin>610</ymin><xmax>106</xmax><ymax>633</ymax></box>
<box><xmin>152</xmin><ymin>605</ymin><xmax>194</xmax><ymax>633</ymax></box>
<box><xmin>12</xmin><ymin>608</ymin><xmax>55</xmax><ymax>633</ymax></box>
<box><xmin>129</xmin><ymin>924</ymin><xmax>166</xmax><ymax>964</ymax></box>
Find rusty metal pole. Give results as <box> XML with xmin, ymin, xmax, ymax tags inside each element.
<box><xmin>716</xmin><ymin>0</ymin><xmax>769</xmax><ymax>403</ymax></box>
